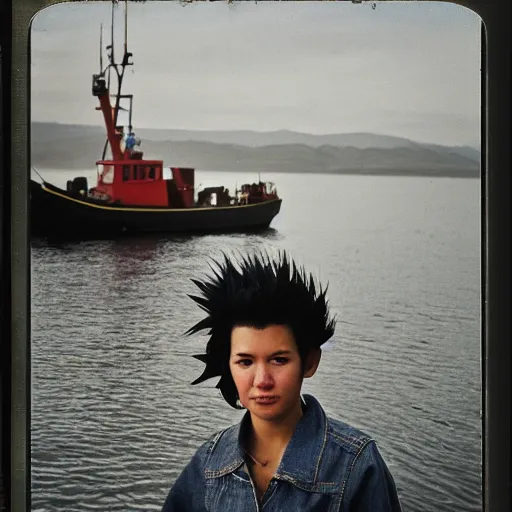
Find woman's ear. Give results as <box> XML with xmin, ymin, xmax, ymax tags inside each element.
<box><xmin>303</xmin><ymin>349</ymin><xmax>322</xmax><ymax>378</ymax></box>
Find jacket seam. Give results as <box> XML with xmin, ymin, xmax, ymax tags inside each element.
<box><xmin>329</xmin><ymin>431</ymin><xmax>371</xmax><ymax>453</ymax></box>
<box><xmin>274</xmin><ymin>474</ymin><xmax>340</xmax><ymax>493</ymax></box>
<box><xmin>205</xmin><ymin>459</ymin><xmax>245</xmax><ymax>478</ymax></box>
<box><xmin>204</xmin><ymin>428</ymin><xmax>237</xmax><ymax>478</ymax></box>
<box><xmin>313</xmin><ymin>409</ymin><xmax>329</xmax><ymax>483</ymax></box>
<box><xmin>339</xmin><ymin>438</ymin><xmax>374</xmax><ymax>503</ymax></box>
<box><xmin>261</xmin><ymin>480</ymin><xmax>278</xmax><ymax>509</ymax></box>
<box><xmin>209</xmin><ymin>429</ymin><xmax>227</xmax><ymax>455</ymax></box>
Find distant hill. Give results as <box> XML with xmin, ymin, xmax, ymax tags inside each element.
<box><xmin>136</xmin><ymin>127</ymin><xmax>481</xmax><ymax>162</ymax></box>
<box><xmin>31</xmin><ymin>122</ymin><xmax>480</xmax><ymax>178</ymax></box>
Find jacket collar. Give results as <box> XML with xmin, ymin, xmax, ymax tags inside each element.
<box><xmin>205</xmin><ymin>394</ymin><xmax>328</xmax><ymax>485</ymax></box>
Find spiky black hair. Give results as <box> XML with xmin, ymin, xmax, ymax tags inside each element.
<box><xmin>186</xmin><ymin>250</ymin><xmax>336</xmax><ymax>409</ymax></box>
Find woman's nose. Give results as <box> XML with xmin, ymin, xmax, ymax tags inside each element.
<box><xmin>254</xmin><ymin>364</ymin><xmax>274</xmax><ymax>389</ymax></box>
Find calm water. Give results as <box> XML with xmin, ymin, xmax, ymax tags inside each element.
<box><xmin>31</xmin><ymin>170</ymin><xmax>481</xmax><ymax>511</ymax></box>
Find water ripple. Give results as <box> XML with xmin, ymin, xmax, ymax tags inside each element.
<box><xmin>31</xmin><ymin>174</ymin><xmax>481</xmax><ymax>512</ymax></box>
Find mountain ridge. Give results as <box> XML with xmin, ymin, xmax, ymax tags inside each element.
<box><xmin>31</xmin><ymin>122</ymin><xmax>480</xmax><ymax>178</ymax></box>
<box><xmin>32</xmin><ymin>121</ymin><xmax>480</xmax><ymax>154</ymax></box>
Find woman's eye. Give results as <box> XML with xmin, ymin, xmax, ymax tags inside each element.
<box><xmin>273</xmin><ymin>357</ymin><xmax>289</xmax><ymax>365</ymax></box>
<box><xmin>237</xmin><ymin>359</ymin><xmax>252</xmax><ymax>367</ymax></box>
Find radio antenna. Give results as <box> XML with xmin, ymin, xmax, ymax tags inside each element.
<box><xmin>124</xmin><ymin>0</ymin><xmax>128</xmax><ymax>57</ymax></box>
<box><xmin>99</xmin><ymin>23</ymin><xmax>103</xmax><ymax>73</ymax></box>
<box><xmin>110</xmin><ymin>1</ymin><xmax>115</xmax><ymax>64</ymax></box>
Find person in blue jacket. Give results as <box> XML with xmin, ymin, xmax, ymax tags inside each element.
<box><xmin>162</xmin><ymin>251</ymin><xmax>402</xmax><ymax>511</ymax></box>
<box><xmin>124</xmin><ymin>131</ymin><xmax>136</xmax><ymax>153</ymax></box>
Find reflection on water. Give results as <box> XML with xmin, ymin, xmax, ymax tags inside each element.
<box><xmin>31</xmin><ymin>173</ymin><xmax>481</xmax><ymax>511</ymax></box>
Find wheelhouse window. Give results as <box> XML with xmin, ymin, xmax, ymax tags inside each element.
<box><xmin>119</xmin><ymin>164</ymin><xmax>161</xmax><ymax>182</ymax></box>
<box><xmin>101</xmin><ymin>165</ymin><xmax>114</xmax><ymax>184</ymax></box>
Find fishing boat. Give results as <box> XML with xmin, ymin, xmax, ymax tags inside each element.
<box><xmin>30</xmin><ymin>0</ymin><xmax>281</xmax><ymax>239</ymax></box>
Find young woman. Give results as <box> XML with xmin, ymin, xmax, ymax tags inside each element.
<box><xmin>162</xmin><ymin>251</ymin><xmax>402</xmax><ymax>511</ymax></box>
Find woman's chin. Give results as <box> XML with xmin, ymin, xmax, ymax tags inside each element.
<box><xmin>248</xmin><ymin>400</ymin><xmax>298</xmax><ymax>423</ymax></box>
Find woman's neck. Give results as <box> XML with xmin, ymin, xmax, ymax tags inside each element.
<box><xmin>247</xmin><ymin>399</ymin><xmax>304</xmax><ymax>457</ymax></box>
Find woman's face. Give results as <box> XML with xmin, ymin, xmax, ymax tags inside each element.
<box><xmin>229</xmin><ymin>324</ymin><xmax>319</xmax><ymax>424</ymax></box>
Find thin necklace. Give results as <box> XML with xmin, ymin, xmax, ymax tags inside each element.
<box><xmin>244</xmin><ymin>449</ymin><xmax>269</xmax><ymax>467</ymax></box>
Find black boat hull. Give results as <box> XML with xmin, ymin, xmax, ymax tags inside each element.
<box><xmin>30</xmin><ymin>180</ymin><xmax>282</xmax><ymax>239</ymax></box>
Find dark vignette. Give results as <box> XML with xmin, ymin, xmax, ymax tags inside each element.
<box><xmin>477</xmin><ymin>3</ymin><xmax>511</xmax><ymax>511</ymax></box>
<box><xmin>4</xmin><ymin>1</ymin><xmax>510</xmax><ymax>511</ymax></box>
<box><xmin>1</xmin><ymin>0</ymin><xmax>13</xmax><ymax>507</ymax></box>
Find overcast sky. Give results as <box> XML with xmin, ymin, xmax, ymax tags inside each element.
<box><xmin>30</xmin><ymin>1</ymin><xmax>481</xmax><ymax>147</ymax></box>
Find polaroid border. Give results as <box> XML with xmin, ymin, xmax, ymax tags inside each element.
<box><xmin>2</xmin><ymin>0</ymin><xmax>510</xmax><ymax>511</ymax></box>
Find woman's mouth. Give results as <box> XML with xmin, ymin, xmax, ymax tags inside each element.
<box><xmin>253</xmin><ymin>396</ymin><xmax>278</xmax><ymax>405</ymax></box>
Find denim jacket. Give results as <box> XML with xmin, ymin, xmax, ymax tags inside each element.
<box><xmin>162</xmin><ymin>394</ymin><xmax>402</xmax><ymax>511</ymax></box>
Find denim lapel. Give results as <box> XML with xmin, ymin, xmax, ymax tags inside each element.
<box><xmin>204</xmin><ymin>394</ymin><xmax>328</xmax><ymax>485</ymax></box>
<box><xmin>204</xmin><ymin>415</ymin><xmax>247</xmax><ymax>478</ymax></box>
<box><xmin>275</xmin><ymin>394</ymin><xmax>328</xmax><ymax>485</ymax></box>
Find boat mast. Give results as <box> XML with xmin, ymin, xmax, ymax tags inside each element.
<box><xmin>112</xmin><ymin>0</ymin><xmax>134</xmax><ymax>147</ymax></box>
<box><xmin>93</xmin><ymin>0</ymin><xmax>133</xmax><ymax>161</ymax></box>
